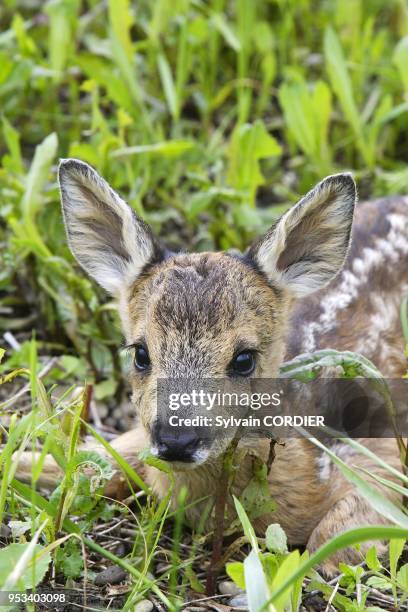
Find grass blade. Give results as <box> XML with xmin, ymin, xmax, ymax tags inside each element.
<box><xmin>306</xmin><ymin>435</ymin><xmax>408</xmax><ymax>528</ymax></box>
<box><xmin>158</xmin><ymin>53</ymin><xmax>178</xmax><ymax>120</ymax></box>
<box><xmin>262</xmin><ymin>526</ymin><xmax>408</xmax><ymax>610</ymax></box>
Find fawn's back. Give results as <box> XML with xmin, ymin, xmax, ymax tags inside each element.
<box><xmin>287</xmin><ymin>195</ymin><xmax>408</xmax><ymax>377</ymax></box>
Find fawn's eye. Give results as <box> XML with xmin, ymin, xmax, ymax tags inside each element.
<box><xmin>134</xmin><ymin>344</ymin><xmax>151</xmax><ymax>371</ymax></box>
<box><xmin>229</xmin><ymin>351</ymin><xmax>256</xmax><ymax>377</ymax></box>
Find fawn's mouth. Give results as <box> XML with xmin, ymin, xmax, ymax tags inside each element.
<box><xmin>150</xmin><ymin>444</ymin><xmax>211</xmax><ymax>471</ymax></box>
<box><xmin>148</xmin><ymin>418</ymin><xmax>232</xmax><ymax>470</ymax></box>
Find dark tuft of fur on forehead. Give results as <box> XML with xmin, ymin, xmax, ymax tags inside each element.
<box><xmin>131</xmin><ymin>252</ymin><xmax>281</xmax><ymax>336</ymax></box>
<box><xmin>153</xmin><ymin>255</ymin><xmax>245</xmax><ymax>336</ymax></box>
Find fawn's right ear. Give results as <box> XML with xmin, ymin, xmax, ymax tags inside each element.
<box><xmin>59</xmin><ymin>159</ymin><xmax>163</xmax><ymax>296</ymax></box>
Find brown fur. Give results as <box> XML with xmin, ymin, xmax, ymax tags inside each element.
<box><xmin>15</xmin><ymin>161</ymin><xmax>408</xmax><ymax>575</ymax></box>
<box><xmin>287</xmin><ymin>196</ymin><xmax>408</xmax><ymax>376</ymax></box>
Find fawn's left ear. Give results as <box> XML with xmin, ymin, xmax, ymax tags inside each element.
<box><xmin>247</xmin><ymin>173</ymin><xmax>357</xmax><ymax>297</ymax></box>
<box><xmin>59</xmin><ymin>159</ymin><xmax>164</xmax><ymax>296</ymax></box>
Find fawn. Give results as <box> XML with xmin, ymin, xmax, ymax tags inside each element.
<box><xmin>18</xmin><ymin>159</ymin><xmax>408</xmax><ymax>574</ymax></box>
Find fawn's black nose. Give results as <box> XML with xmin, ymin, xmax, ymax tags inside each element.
<box><xmin>153</xmin><ymin>423</ymin><xmax>200</xmax><ymax>462</ymax></box>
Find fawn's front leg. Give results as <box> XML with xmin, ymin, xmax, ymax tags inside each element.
<box><xmin>307</xmin><ymin>493</ymin><xmax>391</xmax><ymax>576</ymax></box>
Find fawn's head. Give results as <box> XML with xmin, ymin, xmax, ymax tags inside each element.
<box><xmin>59</xmin><ymin>159</ymin><xmax>356</xmax><ymax>467</ymax></box>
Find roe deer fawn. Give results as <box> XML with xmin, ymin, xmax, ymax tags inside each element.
<box><xmin>17</xmin><ymin>159</ymin><xmax>408</xmax><ymax>575</ymax></box>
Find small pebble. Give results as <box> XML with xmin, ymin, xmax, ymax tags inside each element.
<box><xmin>155</xmin><ymin>562</ymin><xmax>170</xmax><ymax>574</ymax></box>
<box><xmin>114</xmin><ymin>542</ymin><xmax>127</xmax><ymax>558</ymax></box>
<box><xmin>218</xmin><ymin>580</ymin><xmax>243</xmax><ymax>596</ymax></box>
<box><xmin>94</xmin><ymin>565</ymin><xmax>128</xmax><ymax>586</ymax></box>
<box><xmin>95</xmin><ymin>402</ymin><xmax>108</xmax><ymax>419</ymax></box>
<box><xmin>105</xmin><ymin>416</ymin><xmax>117</xmax><ymax>428</ymax></box>
<box><xmin>134</xmin><ymin>600</ymin><xmax>153</xmax><ymax>612</ymax></box>
<box><xmin>112</xmin><ymin>407</ymin><xmax>123</xmax><ymax>420</ymax></box>
<box><xmin>229</xmin><ymin>593</ymin><xmax>248</xmax><ymax>609</ymax></box>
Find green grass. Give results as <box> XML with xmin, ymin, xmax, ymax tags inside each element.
<box><xmin>0</xmin><ymin>0</ymin><xmax>408</xmax><ymax>609</ymax></box>
<box><xmin>0</xmin><ymin>0</ymin><xmax>407</xmax><ymax>393</ymax></box>
<box><xmin>1</xmin><ymin>347</ymin><xmax>408</xmax><ymax>609</ymax></box>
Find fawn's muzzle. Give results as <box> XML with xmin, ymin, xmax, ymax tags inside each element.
<box><xmin>152</xmin><ymin>422</ymin><xmax>201</xmax><ymax>463</ymax></box>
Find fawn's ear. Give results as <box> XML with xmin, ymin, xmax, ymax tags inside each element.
<box><xmin>248</xmin><ymin>174</ymin><xmax>357</xmax><ymax>297</ymax></box>
<box><xmin>59</xmin><ymin>159</ymin><xmax>163</xmax><ymax>295</ymax></box>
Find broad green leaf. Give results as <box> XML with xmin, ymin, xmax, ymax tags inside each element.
<box><xmin>279</xmin><ymin>77</ymin><xmax>332</xmax><ymax>172</ymax></box>
<box><xmin>110</xmin><ymin>28</ymin><xmax>142</xmax><ymax>109</ymax></box>
<box><xmin>148</xmin><ymin>0</ymin><xmax>175</xmax><ymax>41</ymax></box>
<box><xmin>68</xmin><ymin>451</ymin><xmax>115</xmax><ymax>486</ymax></box>
<box><xmin>50</xmin><ymin>451</ymin><xmax>115</xmax><ymax>519</ymax></box>
<box><xmin>111</xmin><ymin>140</ymin><xmax>194</xmax><ymax>159</ymax></box>
<box><xmin>0</xmin><ymin>52</ymin><xmax>13</xmax><ymax>85</ymax></box>
<box><xmin>397</xmin><ymin>563</ymin><xmax>408</xmax><ymax>594</ymax></box>
<box><xmin>226</xmin><ymin>561</ymin><xmax>246</xmax><ymax>589</ymax></box>
<box><xmin>0</xmin><ymin>543</ymin><xmax>51</xmax><ymax>589</ymax></box>
<box><xmin>185</xmin><ymin>565</ymin><xmax>205</xmax><ymax>594</ymax></box>
<box><xmin>324</xmin><ymin>28</ymin><xmax>361</xmax><ymax>138</ymax></box>
<box><xmin>279</xmin><ymin>81</ymin><xmax>316</xmax><ymax>157</ymax></box>
<box><xmin>46</xmin><ymin>0</ymin><xmax>79</xmax><ymax>80</ymax></box>
<box><xmin>108</xmin><ymin>0</ymin><xmax>133</xmax><ymax>61</ymax></box>
<box><xmin>240</xmin><ymin>461</ymin><xmax>277</xmax><ymax>521</ymax></box>
<box><xmin>291</xmin><ymin>550</ymin><xmax>309</xmax><ymax>612</ymax></box>
<box><xmin>365</xmin><ymin>545</ymin><xmax>381</xmax><ymax>571</ymax></box>
<box><xmin>21</xmin><ymin>132</ymin><xmax>58</xmax><ymax>220</ymax></box>
<box><xmin>307</xmin><ymin>578</ymin><xmax>353</xmax><ymax>609</ymax></box>
<box><xmin>261</xmin><ymin>553</ymin><xmax>279</xmax><ymax>586</ymax></box>
<box><xmin>94</xmin><ymin>378</ymin><xmax>117</xmax><ymax>400</ymax></box>
<box><xmin>366</xmin><ymin>575</ymin><xmax>392</xmax><ymax>590</ymax></box>
<box><xmin>10</xmin><ymin>481</ymin><xmax>171</xmax><ymax>608</ymax></box>
<box><xmin>11</xmin><ymin>13</ymin><xmax>37</xmax><ymax>56</ymax></box>
<box><xmin>227</xmin><ymin>120</ymin><xmax>281</xmax><ymax>206</ymax></box>
<box><xmin>324</xmin><ymin>27</ymin><xmax>371</xmax><ymax>165</ymax></box>
<box><xmin>186</xmin><ymin>192</ymin><xmax>215</xmax><ymax>219</ymax></box>
<box><xmin>109</xmin><ymin>28</ymin><xmax>146</xmax><ymax>113</ymax></box>
<box><xmin>389</xmin><ymin>538</ymin><xmax>405</xmax><ymax>579</ymax></box>
<box><xmin>270</xmin><ymin>550</ymin><xmax>300</xmax><ymax>612</ymax></box>
<box><xmin>55</xmin><ymin>538</ymin><xmax>83</xmax><ymax>579</ymax></box>
<box><xmin>77</xmin><ymin>55</ymin><xmax>134</xmax><ymax>113</ymax></box>
<box><xmin>2</xmin><ymin>115</ymin><xmax>23</xmax><ymax>173</ymax></box>
<box><xmin>263</xmin><ymin>526</ymin><xmax>408</xmax><ymax>610</ymax></box>
<box><xmin>312</xmin><ymin>80</ymin><xmax>332</xmax><ymax>167</ymax></box>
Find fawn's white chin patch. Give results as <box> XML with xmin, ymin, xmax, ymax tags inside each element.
<box><xmin>192</xmin><ymin>448</ymin><xmax>210</xmax><ymax>465</ymax></box>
